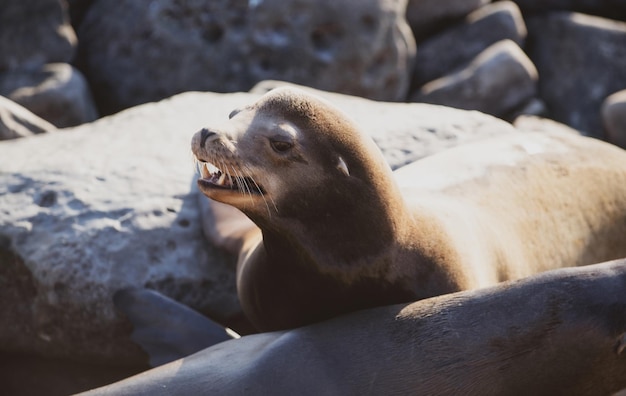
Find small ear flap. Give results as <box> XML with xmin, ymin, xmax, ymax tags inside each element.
<box><xmin>337</xmin><ymin>156</ymin><xmax>350</xmax><ymax>177</ymax></box>
<box><xmin>228</xmin><ymin>108</ymin><xmax>242</xmax><ymax>119</ymax></box>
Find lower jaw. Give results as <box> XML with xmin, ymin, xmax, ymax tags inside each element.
<box><xmin>197</xmin><ymin>179</ymin><xmax>263</xmax><ymax>205</ymax></box>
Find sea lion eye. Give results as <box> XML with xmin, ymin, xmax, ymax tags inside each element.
<box><xmin>270</xmin><ymin>139</ymin><xmax>294</xmax><ymax>153</ymax></box>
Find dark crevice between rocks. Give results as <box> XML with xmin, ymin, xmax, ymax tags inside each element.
<box><xmin>202</xmin><ymin>24</ymin><xmax>224</xmax><ymax>44</ymax></box>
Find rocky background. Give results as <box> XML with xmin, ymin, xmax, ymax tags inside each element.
<box><xmin>0</xmin><ymin>0</ymin><xmax>625</xmax><ymax>395</ymax></box>
<box><xmin>2</xmin><ymin>0</ymin><xmax>626</xmax><ymax>143</ymax></box>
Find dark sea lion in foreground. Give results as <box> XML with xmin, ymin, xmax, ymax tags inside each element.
<box><xmin>190</xmin><ymin>87</ymin><xmax>626</xmax><ymax>332</ymax></box>
<box><xmin>81</xmin><ymin>260</ymin><xmax>626</xmax><ymax>395</ymax></box>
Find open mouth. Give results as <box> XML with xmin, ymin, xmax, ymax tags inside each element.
<box><xmin>197</xmin><ymin>160</ymin><xmax>264</xmax><ymax>195</ymax></box>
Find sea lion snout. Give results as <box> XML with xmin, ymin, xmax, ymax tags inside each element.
<box><xmin>200</xmin><ymin>128</ymin><xmax>217</xmax><ymax>147</ymax></box>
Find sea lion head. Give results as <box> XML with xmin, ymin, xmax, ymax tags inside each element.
<box><xmin>191</xmin><ymin>87</ymin><xmax>397</xmax><ymax>226</ymax></box>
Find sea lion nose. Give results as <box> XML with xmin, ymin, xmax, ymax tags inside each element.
<box><xmin>200</xmin><ymin>128</ymin><xmax>217</xmax><ymax>147</ymax></box>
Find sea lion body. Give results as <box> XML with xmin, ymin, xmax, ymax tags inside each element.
<box><xmin>81</xmin><ymin>260</ymin><xmax>626</xmax><ymax>395</ymax></box>
<box><xmin>394</xmin><ymin>131</ymin><xmax>626</xmax><ymax>283</ymax></box>
<box><xmin>191</xmin><ymin>88</ymin><xmax>626</xmax><ymax>332</ymax></box>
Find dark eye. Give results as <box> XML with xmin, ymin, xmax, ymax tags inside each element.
<box><xmin>270</xmin><ymin>139</ymin><xmax>293</xmax><ymax>153</ymax></box>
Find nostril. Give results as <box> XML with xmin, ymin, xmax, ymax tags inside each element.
<box><xmin>200</xmin><ymin>128</ymin><xmax>216</xmax><ymax>146</ymax></box>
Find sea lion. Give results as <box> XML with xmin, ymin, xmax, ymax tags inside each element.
<box><xmin>80</xmin><ymin>260</ymin><xmax>626</xmax><ymax>395</ymax></box>
<box><xmin>191</xmin><ymin>87</ymin><xmax>626</xmax><ymax>332</ymax></box>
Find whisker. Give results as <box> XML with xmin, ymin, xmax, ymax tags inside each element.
<box><xmin>228</xmin><ymin>164</ymin><xmax>246</xmax><ymax>197</ymax></box>
<box><xmin>225</xmin><ymin>162</ymin><xmax>234</xmax><ymax>187</ymax></box>
<box><xmin>198</xmin><ymin>153</ymin><xmax>272</xmax><ymax>216</ymax></box>
<box><xmin>242</xmin><ymin>164</ymin><xmax>276</xmax><ymax>216</ymax></box>
<box><xmin>234</xmin><ymin>166</ymin><xmax>264</xmax><ymax>213</ymax></box>
<box><xmin>241</xmin><ymin>174</ymin><xmax>256</xmax><ymax>205</ymax></box>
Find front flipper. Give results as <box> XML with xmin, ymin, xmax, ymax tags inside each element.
<box><xmin>113</xmin><ymin>288</ymin><xmax>238</xmax><ymax>367</ymax></box>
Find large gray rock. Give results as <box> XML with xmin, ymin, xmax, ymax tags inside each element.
<box><xmin>0</xmin><ymin>93</ymin><xmax>244</xmax><ymax>365</ymax></box>
<box><xmin>0</xmin><ymin>63</ymin><xmax>98</xmax><ymax>128</ymax></box>
<box><xmin>513</xmin><ymin>114</ymin><xmax>582</xmax><ymax>135</ymax></box>
<box><xmin>77</xmin><ymin>0</ymin><xmax>415</xmax><ymax>115</ymax></box>
<box><xmin>527</xmin><ymin>12</ymin><xmax>626</xmax><ymax>137</ymax></box>
<box><xmin>412</xmin><ymin>1</ymin><xmax>526</xmax><ymax>87</ymax></box>
<box><xmin>406</xmin><ymin>0</ymin><xmax>490</xmax><ymax>41</ymax></box>
<box><xmin>412</xmin><ymin>40</ymin><xmax>538</xmax><ymax>118</ymax></box>
<box><xmin>0</xmin><ymin>95</ymin><xmax>56</xmax><ymax>140</ymax></box>
<box><xmin>0</xmin><ymin>0</ymin><xmax>76</xmax><ymax>72</ymax></box>
<box><xmin>0</xmin><ymin>85</ymin><xmax>517</xmax><ymax>364</ymax></box>
<box><xmin>602</xmin><ymin>90</ymin><xmax>626</xmax><ymax>148</ymax></box>
<box><xmin>511</xmin><ymin>0</ymin><xmax>626</xmax><ymax>19</ymax></box>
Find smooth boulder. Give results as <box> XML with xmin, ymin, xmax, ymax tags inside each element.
<box><xmin>0</xmin><ymin>95</ymin><xmax>55</xmax><ymax>140</ymax></box>
<box><xmin>602</xmin><ymin>90</ymin><xmax>626</xmax><ymax>149</ymax></box>
<box><xmin>0</xmin><ymin>63</ymin><xmax>98</xmax><ymax>128</ymax></box>
<box><xmin>412</xmin><ymin>1</ymin><xmax>527</xmax><ymax>87</ymax></box>
<box><xmin>412</xmin><ymin>40</ymin><xmax>538</xmax><ymax>118</ymax></box>
<box><xmin>527</xmin><ymin>12</ymin><xmax>626</xmax><ymax>137</ymax></box>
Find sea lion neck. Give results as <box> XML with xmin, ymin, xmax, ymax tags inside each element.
<box><xmin>246</xmin><ymin>94</ymin><xmax>416</xmax><ymax>270</ymax></box>
<box><xmin>248</xmin><ymin>161</ymin><xmax>414</xmax><ymax>275</ymax></box>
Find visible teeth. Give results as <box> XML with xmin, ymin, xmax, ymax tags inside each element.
<box><xmin>199</xmin><ymin>162</ymin><xmax>210</xmax><ymax>178</ymax></box>
<box><xmin>217</xmin><ymin>172</ymin><xmax>226</xmax><ymax>185</ymax></box>
<box><xmin>205</xmin><ymin>162</ymin><xmax>219</xmax><ymax>174</ymax></box>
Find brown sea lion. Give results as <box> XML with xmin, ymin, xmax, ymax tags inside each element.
<box><xmin>191</xmin><ymin>87</ymin><xmax>626</xmax><ymax>332</ymax></box>
<box><xmin>80</xmin><ymin>260</ymin><xmax>626</xmax><ymax>395</ymax></box>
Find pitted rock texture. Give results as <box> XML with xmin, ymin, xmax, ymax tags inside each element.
<box><xmin>0</xmin><ymin>92</ymin><xmax>245</xmax><ymax>365</ymax></box>
<box><xmin>77</xmin><ymin>0</ymin><xmax>415</xmax><ymax>115</ymax></box>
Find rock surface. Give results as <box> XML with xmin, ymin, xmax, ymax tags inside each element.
<box><xmin>1</xmin><ymin>0</ymin><xmax>620</xmax><ymax>144</ymax></box>
<box><xmin>527</xmin><ymin>12</ymin><xmax>626</xmax><ymax>137</ymax></box>
<box><xmin>412</xmin><ymin>40</ymin><xmax>538</xmax><ymax>118</ymax></box>
<box><xmin>77</xmin><ymin>0</ymin><xmax>415</xmax><ymax>115</ymax></box>
<box><xmin>406</xmin><ymin>0</ymin><xmax>490</xmax><ymax>41</ymax></box>
<box><xmin>602</xmin><ymin>90</ymin><xmax>626</xmax><ymax>148</ymax></box>
<box><xmin>412</xmin><ymin>1</ymin><xmax>527</xmax><ymax>87</ymax></box>
<box><xmin>0</xmin><ymin>96</ymin><xmax>56</xmax><ymax>140</ymax></box>
<box><xmin>0</xmin><ymin>0</ymin><xmax>77</xmax><ymax>72</ymax></box>
<box><xmin>0</xmin><ymin>92</ymin><xmax>243</xmax><ymax>365</ymax></box>
<box><xmin>513</xmin><ymin>114</ymin><xmax>581</xmax><ymax>135</ymax></box>
<box><xmin>0</xmin><ymin>85</ymin><xmax>517</xmax><ymax>365</ymax></box>
<box><xmin>0</xmin><ymin>63</ymin><xmax>98</xmax><ymax>128</ymax></box>
<box><xmin>511</xmin><ymin>0</ymin><xmax>626</xmax><ymax>19</ymax></box>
